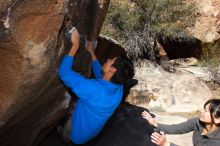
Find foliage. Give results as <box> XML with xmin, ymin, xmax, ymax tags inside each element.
<box><xmin>102</xmin><ymin>1</ymin><xmax>138</xmax><ymax>42</ymax></box>
<box><xmin>199</xmin><ymin>43</ymin><xmax>220</xmax><ymax>67</ymax></box>
<box><xmin>199</xmin><ymin>43</ymin><xmax>220</xmax><ymax>85</ymax></box>
<box><xmin>207</xmin><ymin>66</ymin><xmax>220</xmax><ymax>85</ymax></box>
<box><xmin>101</xmin><ymin>0</ymin><xmax>196</xmax><ymax>61</ymax></box>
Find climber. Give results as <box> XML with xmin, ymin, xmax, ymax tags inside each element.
<box><xmin>58</xmin><ymin>28</ymin><xmax>135</xmax><ymax>145</ymax></box>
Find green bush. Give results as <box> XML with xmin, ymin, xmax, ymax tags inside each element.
<box><xmin>101</xmin><ymin>0</ymin><xmax>196</xmax><ymax>60</ymax></box>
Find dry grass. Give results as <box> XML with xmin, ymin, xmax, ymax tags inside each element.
<box><xmin>199</xmin><ymin>43</ymin><xmax>220</xmax><ymax>67</ymax></box>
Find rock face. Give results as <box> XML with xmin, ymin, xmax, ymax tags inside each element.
<box><xmin>0</xmin><ymin>1</ymin><xmax>67</xmax><ymax>146</ymax></box>
<box><xmin>188</xmin><ymin>0</ymin><xmax>220</xmax><ymax>42</ymax></box>
<box><xmin>126</xmin><ymin>60</ymin><xmax>212</xmax><ymax>112</ymax></box>
<box><xmin>0</xmin><ymin>0</ymin><xmax>112</xmax><ymax>146</ymax></box>
<box><xmin>95</xmin><ymin>35</ymin><xmax>126</xmax><ymax>64</ymax></box>
<box><xmin>62</xmin><ymin>0</ymin><xmax>111</xmax><ymax>77</ymax></box>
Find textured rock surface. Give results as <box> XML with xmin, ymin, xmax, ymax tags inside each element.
<box><xmin>96</xmin><ymin>35</ymin><xmax>126</xmax><ymax>64</ymax></box>
<box><xmin>62</xmin><ymin>0</ymin><xmax>110</xmax><ymax>77</ymax></box>
<box><xmin>127</xmin><ymin>60</ymin><xmax>212</xmax><ymax>112</ymax></box>
<box><xmin>0</xmin><ymin>1</ymin><xmax>67</xmax><ymax>145</ymax></box>
<box><xmin>0</xmin><ymin>0</ymin><xmax>111</xmax><ymax>146</ymax></box>
<box><xmin>188</xmin><ymin>0</ymin><xmax>220</xmax><ymax>42</ymax></box>
<box><xmin>87</xmin><ymin>103</ymin><xmax>156</xmax><ymax>146</ymax></box>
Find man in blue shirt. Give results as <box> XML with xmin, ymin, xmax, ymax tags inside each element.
<box><xmin>58</xmin><ymin>29</ymin><xmax>134</xmax><ymax>145</ymax></box>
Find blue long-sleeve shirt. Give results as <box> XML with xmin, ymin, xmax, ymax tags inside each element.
<box><xmin>58</xmin><ymin>55</ymin><xmax>123</xmax><ymax>144</ymax></box>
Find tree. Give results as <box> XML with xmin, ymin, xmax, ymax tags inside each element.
<box><xmin>102</xmin><ymin>0</ymin><xmax>196</xmax><ymax>61</ymax></box>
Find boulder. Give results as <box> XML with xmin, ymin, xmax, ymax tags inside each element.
<box><xmin>188</xmin><ymin>0</ymin><xmax>220</xmax><ymax>42</ymax></box>
<box><xmin>88</xmin><ymin>103</ymin><xmax>155</xmax><ymax>146</ymax></box>
<box><xmin>127</xmin><ymin>60</ymin><xmax>212</xmax><ymax>113</ymax></box>
<box><xmin>0</xmin><ymin>1</ymin><xmax>67</xmax><ymax>145</ymax></box>
<box><xmin>95</xmin><ymin>35</ymin><xmax>126</xmax><ymax>64</ymax></box>
<box><xmin>0</xmin><ymin>0</ymin><xmax>112</xmax><ymax>145</ymax></box>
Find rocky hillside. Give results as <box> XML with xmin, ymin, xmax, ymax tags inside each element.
<box><xmin>187</xmin><ymin>0</ymin><xmax>220</xmax><ymax>42</ymax></box>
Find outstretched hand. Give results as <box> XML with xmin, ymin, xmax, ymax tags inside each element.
<box><xmin>142</xmin><ymin>111</ymin><xmax>157</xmax><ymax>127</ymax></box>
<box><xmin>151</xmin><ymin>131</ymin><xmax>168</xmax><ymax>146</ymax></box>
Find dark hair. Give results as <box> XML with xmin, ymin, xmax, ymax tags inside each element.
<box><xmin>204</xmin><ymin>99</ymin><xmax>220</xmax><ymax>124</ymax></box>
<box><xmin>110</xmin><ymin>55</ymin><xmax>134</xmax><ymax>85</ymax></box>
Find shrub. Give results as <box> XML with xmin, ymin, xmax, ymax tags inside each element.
<box><xmin>102</xmin><ymin>0</ymin><xmax>196</xmax><ymax>61</ymax></box>
<box><xmin>199</xmin><ymin>43</ymin><xmax>220</xmax><ymax>67</ymax></box>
